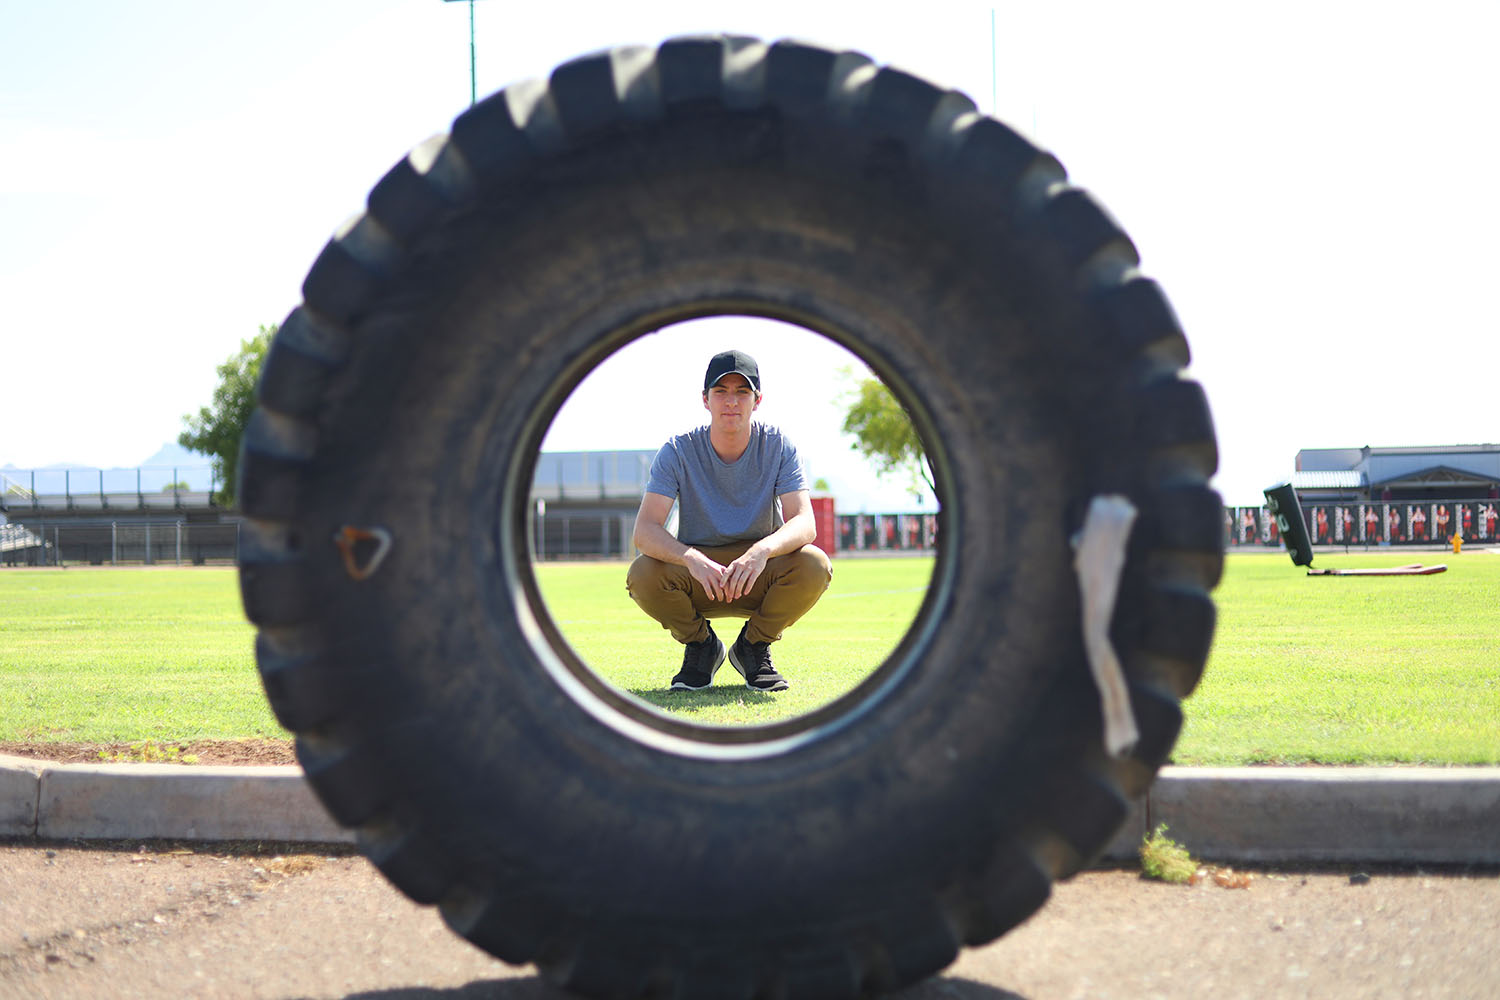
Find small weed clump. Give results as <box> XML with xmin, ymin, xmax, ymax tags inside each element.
<box><xmin>1139</xmin><ymin>823</ymin><xmax>1197</xmax><ymax>884</ymax></box>
<box><xmin>98</xmin><ymin>740</ymin><xmax>199</xmax><ymax>765</ymax></box>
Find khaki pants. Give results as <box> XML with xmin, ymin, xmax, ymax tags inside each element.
<box><xmin>626</xmin><ymin>541</ymin><xmax>833</xmax><ymax>645</ymax></box>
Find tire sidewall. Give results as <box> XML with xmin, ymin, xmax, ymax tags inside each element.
<box><xmin>295</xmin><ymin>122</ymin><xmax>1126</xmax><ymax>932</ymax></box>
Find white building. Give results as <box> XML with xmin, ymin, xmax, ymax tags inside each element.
<box><xmin>1293</xmin><ymin>444</ymin><xmax>1500</xmax><ymax>503</ymax></box>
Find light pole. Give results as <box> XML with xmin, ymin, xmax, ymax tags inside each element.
<box><xmin>441</xmin><ymin>0</ymin><xmax>479</xmax><ymax>107</ymax></box>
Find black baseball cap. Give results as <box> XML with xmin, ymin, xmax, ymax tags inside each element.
<box><xmin>703</xmin><ymin>349</ymin><xmax>761</xmax><ymax>394</ymax></box>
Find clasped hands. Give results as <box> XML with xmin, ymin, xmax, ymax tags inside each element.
<box><xmin>685</xmin><ymin>546</ymin><xmax>768</xmax><ymax>603</ymax></box>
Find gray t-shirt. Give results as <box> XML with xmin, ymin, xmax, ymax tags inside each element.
<box><xmin>645</xmin><ymin>423</ymin><xmax>808</xmax><ymax>547</ymax></box>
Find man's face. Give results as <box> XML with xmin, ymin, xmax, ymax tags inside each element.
<box><xmin>703</xmin><ymin>372</ymin><xmax>761</xmax><ymax>429</ymax></box>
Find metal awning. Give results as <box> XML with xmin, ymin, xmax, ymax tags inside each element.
<box><xmin>1290</xmin><ymin>471</ymin><xmax>1367</xmax><ymax>490</ymax></box>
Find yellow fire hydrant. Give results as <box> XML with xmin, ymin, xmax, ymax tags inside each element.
<box><xmin>1453</xmin><ymin>532</ymin><xmax>1463</xmax><ymax>554</ymax></box>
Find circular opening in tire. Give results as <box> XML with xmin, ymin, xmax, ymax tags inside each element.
<box><xmin>527</xmin><ymin>313</ymin><xmax>941</xmax><ymax>738</ymax></box>
<box><xmin>238</xmin><ymin>35</ymin><xmax>1221</xmax><ymax>999</ymax></box>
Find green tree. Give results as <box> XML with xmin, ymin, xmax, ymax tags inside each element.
<box><xmin>841</xmin><ymin>373</ymin><xmax>936</xmax><ymax>503</ymax></box>
<box><xmin>179</xmin><ymin>325</ymin><xmax>275</xmax><ymax>507</ymax></box>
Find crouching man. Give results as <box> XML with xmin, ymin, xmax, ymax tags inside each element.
<box><xmin>627</xmin><ymin>349</ymin><xmax>832</xmax><ymax>692</ymax></box>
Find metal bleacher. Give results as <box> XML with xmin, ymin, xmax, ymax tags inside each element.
<box><xmin>0</xmin><ymin>465</ymin><xmax>234</xmax><ymax>566</ymax></box>
<box><xmin>2</xmin><ymin>451</ymin><xmax>666</xmax><ymax>563</ymax></box>
<box><xmin>1</xmin><ymin>466</ymin><xmax>217</xmax><ymax>515</ymax></box>
<box><xmin>529</xmin><ymin>450</ymin><xmax>656</xmax><ymax>560</ymax></box>
<box><xmin>530</xmin><ymin>450</ymin><xmax>655</xmax><ymax>503</ymax></box>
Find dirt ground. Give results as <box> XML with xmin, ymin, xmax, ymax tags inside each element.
<box><xmin>0</xmin><ymin>740</ymin><xmax>296</xmax><ymax>767</ymax></box>
<box><xmin>0</xmin><ymin>842</ymin><xmax>1495</xmax><ymax>1000</ymax></box>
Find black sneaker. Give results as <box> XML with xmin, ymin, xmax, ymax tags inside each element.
<box><xmin>670</xmin><ymin>624</ymin><xmax>725</xmax><ymax>691</ymax></box>
<box><xmin>728</xmin><ymin>624</ymin><xmax>789</xmax><ymax>692</ymax></box>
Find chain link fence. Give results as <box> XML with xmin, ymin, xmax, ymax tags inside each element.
<box><xmin>0</xmin><ymin>519</ymin><xmax>240</xmax><ymax>567</ymax></box>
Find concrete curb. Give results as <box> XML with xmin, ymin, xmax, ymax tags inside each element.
<box><xmin>4</xmin><ymin>755</ymin><xmax>1497</xmax><ymax>864</ymax></box>
<box><xmin>1102</xmin><ymin>766</ymin><xmax>1500</xmax><ymax>864</ymax></box>
<box><xmin>0</xmin><ymin>753</ymin><xmax>352</xmax><ymax>844</ymax></box>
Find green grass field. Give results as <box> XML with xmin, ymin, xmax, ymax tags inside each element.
<box><xmin>2</xmin><ymin>551</ymin><xmax>1497</xmax><ymax>763</ymax></box>
<box><xmin>0</xmin><ymin>568</ymin><xmax>278</xmax><ymax>743</ymax></box>
<box><xmin>1177</xmin><ymin>550</ymin><xmax>1500</xmax><ymax>765</ymax></box>
<box><xmin>537</xmin><ymin>556</ymin><xmax>931</xmax><ymax>725</ymax></box>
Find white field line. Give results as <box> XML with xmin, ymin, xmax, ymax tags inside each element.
<box><xmin>824</xmin><ymin>587</ymin><xmax>928</xmax><ymax>599</ymax></box>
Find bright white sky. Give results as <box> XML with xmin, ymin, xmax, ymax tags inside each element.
<box><xmin>3</xmin><ymin>0</ymin><xmax>1497</xmax><ymax>508</ymax></box>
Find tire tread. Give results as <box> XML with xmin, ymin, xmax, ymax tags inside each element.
<box><xmin>240</xmin><ymin>35</ymin><xmax>1220</xmax><ymax>1000</ymax></box>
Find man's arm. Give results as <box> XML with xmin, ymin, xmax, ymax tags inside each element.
<box><xmin>721</xmin><ymin>489</ymin><xmax>817</xmax><ymax>600</ymax></box>
<box><xmin>762</xmin><ymin>489</ymin><xmax>818</xmax><ymax>557</ymax></box>
<box><xmin>633</xmin><ymin>491</ymin><xmax>734</xmax><ymax>602</ymax></box>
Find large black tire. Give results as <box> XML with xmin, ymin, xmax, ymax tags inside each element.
<box><xmin>239</xmin><ymin>36</ymin><xmax>1220</xmax><ymax>999</ymax></box>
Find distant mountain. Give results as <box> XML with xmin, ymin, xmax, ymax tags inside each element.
<box><xmin>140</xmin><ymin>441</ymin><xmax>210</xmax><ymax>468</ymax></box>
